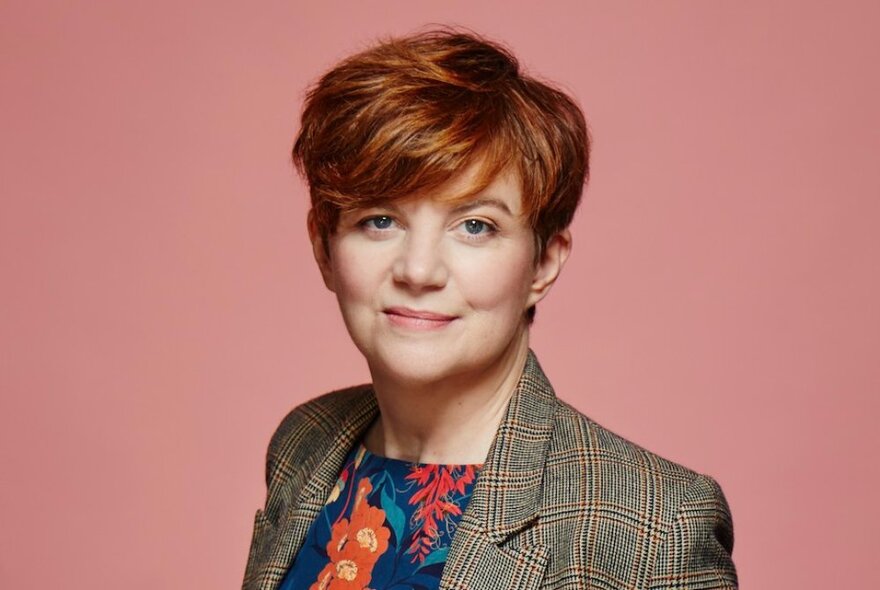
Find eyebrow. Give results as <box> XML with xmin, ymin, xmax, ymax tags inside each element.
<box><xmin>449</xmin><ymin>197</ymin><xmax>514</xmax><ymax>216</ymax></box>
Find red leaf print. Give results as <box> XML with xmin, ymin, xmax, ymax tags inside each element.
<box><xmin>404</xmin><ymin>464</ymin><xmax>479</xmax><ymax>563</ymax></box>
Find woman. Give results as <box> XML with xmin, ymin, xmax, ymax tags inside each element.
<box><xmin>244</xmin><ymin>30</ymin><xmax>737</xmax><ymax>590</ymax></box>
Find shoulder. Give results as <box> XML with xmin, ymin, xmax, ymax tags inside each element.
<box><xmin>263</xmin><ymin>385</ymin><xmax>373</xmax><ymax>507</ymax></box>
<box><xmin>546</xmin><ymin>397</ymin><xmax>732</xmax><ymax>538</ymax></box>
<box><xmin>549</xmin><ymin>398</ymin><xmax>704</xmax><ymax>486</ymax></box>
<box><xmin>543</xmin><ymin>400</ymin><xmax>736</xmax><ymax>589</ymax></box>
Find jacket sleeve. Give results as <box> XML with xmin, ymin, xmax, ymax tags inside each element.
<box><xmin>648</xmin><ymin>474</ymin><xmax>737</xmax><ymax>589</ymax></box>
<box><xmin>242</xmin><ymin>404</ymin><xmax>310</xmax><ymax>589</ymax></box>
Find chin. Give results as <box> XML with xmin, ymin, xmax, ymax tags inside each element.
<box><xmin>367</xmin><ymin>344</ymin><xmax>473</xmax><ymax>387</ymax></box>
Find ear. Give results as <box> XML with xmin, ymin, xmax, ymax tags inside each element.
<box><xmin>307</xmin><ymin>209</ymin><xmax>336</xmax><ymax>292</ymax></box>
<box><xmin>526</xmin><ymin>229</ymin><xmax>572</xmax><ymax>308</ymax></box>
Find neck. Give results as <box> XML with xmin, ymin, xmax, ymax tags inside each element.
<box><xmin>363</xmin><ymin>331</ymin><xmax>531</xmax><ymax>465</ymax></box>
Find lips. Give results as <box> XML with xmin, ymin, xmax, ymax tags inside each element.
<box><xmin>384</xmin><ymin>307</ymin><xmax>456</xmax><ymax>321</ymax></box>
<box><xmin>383</xmin><ymin>307</ymin><xmax>458</xmax><ymax>330</ymax></box>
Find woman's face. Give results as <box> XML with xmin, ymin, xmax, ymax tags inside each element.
<box><xmin>312</xmin><ymin>168</ymin><xmax>570</xmax><ymax>387</ymax></box>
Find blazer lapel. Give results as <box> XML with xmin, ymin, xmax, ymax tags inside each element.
<box><xmin>254</xmin><ymin>389</ymin><xmax>380</xmax><ymax>590</ymax></box>
<box><xmin>440</xmin><ymin>350</ymin><xmax>557</xmax><ymax>590</ymax></box>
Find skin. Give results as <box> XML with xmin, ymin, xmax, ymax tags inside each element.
<box><xmin>310</xmin><ymin>167</ymin><xmax>571</xmax><ymax>464</ymax></box>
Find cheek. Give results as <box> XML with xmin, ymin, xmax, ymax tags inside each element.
<box><xmin>330</xmin><ymin>243</ymin><xmax>383</xmax><ymax>305</ymax></box>
<box><xmin>456</xmin><ymin>245</ymin><xmax>535</xmax><ymax>312</ymax></box>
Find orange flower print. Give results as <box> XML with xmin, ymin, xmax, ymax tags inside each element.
<box><xmin>327</xmin><ymin>519</ymin><xmax>352</xmax><ymax>562</ymax></box>
<box><xmin>349</xmin><ymin>504</ymin><xmax>390</xmax><ymax>558</ymax></box>
<box><xmin>308</xmin><ymin>542</ymin><xmax>373</xmax><ymax>590</ymax></box>
<box><xmin>314</xmin><ymin>476</ymin><xmax>391</xmax><ymax>590</ymax></box>
<box><xmin>328</xmin><ymin>479</ymin><xmax>390</xmax><ymax>563</ymax></box>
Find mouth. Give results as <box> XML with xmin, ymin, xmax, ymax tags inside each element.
<box><xmin>383</xmin><ymin>307</ymin><xmax>458</xmax><ymax>330</ymax></box>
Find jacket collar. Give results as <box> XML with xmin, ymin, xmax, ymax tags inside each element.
<box><xmin>298</xmin><ymin>349</ymin><xmax>557</xmax><ymax>541</ymax></box>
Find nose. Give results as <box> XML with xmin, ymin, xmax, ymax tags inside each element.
<box><xmin>391</xmin><ymin>230</ymin><xmax>448</xmax><ymax>291</ymax></box>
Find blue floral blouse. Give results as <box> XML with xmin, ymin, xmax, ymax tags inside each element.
<box><xmin>279</xmin><ymin>442</ymin><xmax>482</xmax><ymax>590</ymax></box>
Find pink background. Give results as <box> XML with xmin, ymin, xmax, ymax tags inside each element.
<box><xmin>2</xmin><ymin>1</ymin><xmax>878</xmax><ymax>588</ymax></box>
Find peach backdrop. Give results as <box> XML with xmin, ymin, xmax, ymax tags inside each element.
<box><xmin>2</xmin><ymin>1</ymin><xmax>878</xmax><ymax>588</ymax></box>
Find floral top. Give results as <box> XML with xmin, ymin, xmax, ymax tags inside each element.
<box><xmin>279</xmin><ymin>442</ymin><xmax>482</xmax><ymax>590</ymax></box>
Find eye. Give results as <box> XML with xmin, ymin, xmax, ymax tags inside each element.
<box><xmin>361</xmin><ymin>216</ymin><xmax>396</xmax><ymax>230</ymax></box>
<box><xmin>460</xmin><ymin>219</ymin><xmax>496</xmax><ymax>236</ymax></box>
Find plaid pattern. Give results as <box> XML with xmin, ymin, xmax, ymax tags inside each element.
<box><xmin>243</xmin><ymin>351</ymin><xmax>737</xmax><ymax>589</ymax></box>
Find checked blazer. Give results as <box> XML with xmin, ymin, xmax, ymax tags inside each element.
<box><xmin>243</xmin><ymin>351</ymin><xmax>737</xmax><ymax>589</ymax></box>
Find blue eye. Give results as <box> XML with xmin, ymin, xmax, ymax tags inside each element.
<box><xmin>463</xmin><ymin>219</ymin><xmax>492</xmax><ymax>235</ymax></box>
<box><xmin>364</xmin><ymin>216</ymin><xmax>394</xmax><ymax>230</ymax></box>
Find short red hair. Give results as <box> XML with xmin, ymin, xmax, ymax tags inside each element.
<box><xmin>293</xmin><ymin>29</ymin><xmax>590</xmax><ymax>253</ymax></box>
